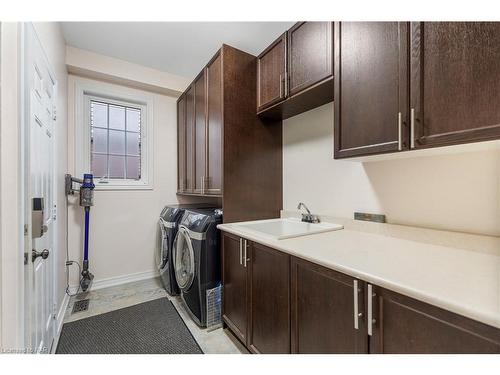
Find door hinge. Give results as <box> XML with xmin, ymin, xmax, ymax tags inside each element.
<box><xmin>24</xmin><ymin>224</ymin><xmax>28</xmax><ymax>236</ymax></box>
<box><xmin>24</xmin><ymin>252</ymin><xmax>28</xmax><ymax>265</ymax></box>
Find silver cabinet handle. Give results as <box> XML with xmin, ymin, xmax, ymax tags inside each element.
<box><xmin>243</xmin><ymin>239</ymin><xmax>249</xmax><ymax>268</ymax></box>
<box><xmin>285</xmin><ymin>72</ymin><xmax>288</xmax><ymax>96</ymax></box>
<box><xmin>279</xmin><ymin>74</ymin><xmax>283</xmax><ymax>98</ymax></box>
<box><xmin>398</xmin><ymin>112</ymin><xmax>402</xmax><ymax>151</ymax></box>
<box><xmin>410</xmin><ymin>108</ymin><xmax>415</xmax><ymax>149</ymax></box>
<box><xmin>353</xmin><ymin>279</ymin><xmax>359</xmax><ymax>330</ymax></box>
<box><xmin>367</xmin><ymin>283</ymin><xmax>376</xmax><ymax>336</ymax></box>
<box><xmin>239</xmin><ymin>238</ymin><xmax>243</xmax><ymax>265</ymax></box>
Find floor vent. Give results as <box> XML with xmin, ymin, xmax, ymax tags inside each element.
<box><xmin>72</xmin><ymin>299</ymin><xmax>90</xmax><ymax>314</ymax></box>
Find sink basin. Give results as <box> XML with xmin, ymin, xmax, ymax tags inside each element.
<box><xmin>234</xmin><ymin>218</ymin><xmax>343</xmax><ymax>240</ymax></box>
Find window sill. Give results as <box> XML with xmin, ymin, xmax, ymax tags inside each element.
<box><xmin>94</xmin><ymin>181</ymin><xmax>153</xmax><ymax>191</ymax></box>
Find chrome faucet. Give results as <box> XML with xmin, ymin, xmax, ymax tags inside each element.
<box><xmin>297</xmin><ymin>202</ymin><xmax>320</xmax><ymax>223</ymax></box>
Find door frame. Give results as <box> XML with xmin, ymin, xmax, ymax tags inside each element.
<box><xmin>0</xmin><ymin>22</ymin><xmax>26</xmax><ymax>352</ymax></box>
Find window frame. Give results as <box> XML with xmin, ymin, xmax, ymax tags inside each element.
<box><xmin>74</xmin><ymin>79</ymin><xmax>154</xmax><ymax>190</ymax></box>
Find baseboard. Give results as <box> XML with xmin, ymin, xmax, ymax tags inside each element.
<box><xmin>51</xmin><ymin>292</ymin><xmax>70</xmax><ymax>353</ymax></box>
<box><xmin>68</xmin><ymin>269</ymin><xmax>159</xmax><ymax>294</ymax></box>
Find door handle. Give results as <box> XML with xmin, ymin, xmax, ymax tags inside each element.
<box><xmin>367</xmin><ymin>283</ymin><xmax>376</xmax><ymax>336</ymax></box>
<box><xmin>32</xmin><ymin>249</ymin><xmax>49</xmax><ymax>262</ymax></box>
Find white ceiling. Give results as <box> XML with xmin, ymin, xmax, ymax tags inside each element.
<box><xmin>61</xmin><ymin>22</ymin><xmax>294</xmax><ymax>79</ymax></box>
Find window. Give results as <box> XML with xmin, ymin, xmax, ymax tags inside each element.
<box><xmin>90</xmin><ymin>100</ymin><xmax>142</xmax><ymax>180</ymax></box>
<box><xmin>74</xmin><ymin>79</ymin><xmax>153</xmax><ymax>190</ymax></box>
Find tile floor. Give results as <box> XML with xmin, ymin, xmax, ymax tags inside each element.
<box><xmin>59</xmin><ymin>277</ymin><xmax>247</xmax><ymax>354</ymax></box>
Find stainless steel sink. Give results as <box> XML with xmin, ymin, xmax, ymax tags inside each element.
<box><xmin>234</xmin><ymin>218</ymin><xmax>343</xmax><ymax>240</ymax></box>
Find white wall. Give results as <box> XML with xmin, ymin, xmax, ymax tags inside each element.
<box><xmin>283</xmin><ymin>103</ymin><xmax>500</xmax><ymax>237</ymax></box>
<box><xmin>67</xmin><ymin>75</ymin><xmax>210</xmax><ymax>288</ymax></box>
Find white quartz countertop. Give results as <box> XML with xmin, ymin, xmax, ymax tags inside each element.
<box><xmin>218</xmin><ymin>218</ymin><xmax>500</xmax><ymax>329</ymax></box>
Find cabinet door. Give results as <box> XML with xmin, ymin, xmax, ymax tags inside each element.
<box><xmin>248</xmin><ymin>242</ymin><xmax>290</xmax><ymax>353</ymax></box>
<box><xmin>257</xmin><ymin>33</ymin><xmax>286</xmax><ymax>112</ymax></box>
<box><xmin>185</xmin><ymin>85</ymin><xmax>195</xmax><ymax>193</ymax></box>
<box><xmin>291</xmin><ymin>257</ymin><xmax>368</xmax><ymax>353</ymax></box>
<box><xmin>177</xmin><ymin>94</ymin><xmax>186</xmax><ymax>192</ymax></box>
<box><xmin>410</xmin><ymin>22</ymin><xmax>500</xmax><ymax>149</ymax></box>
<box><xmin>369</xmin><ymin>285</ymin><xmax>500</xmax><ymax>353</ymax></box>
<box><xmin>287</xmin><ymin>22</ymin><xmax>333</xmax><ymax>96</ymax></box>
<box><xmin>334</xmin><ymin>22</ymin><xmax>409</xmax><ymax>158</ymax></box>
<box><xmin>206</xmin><ymin>52</ymin><xmax>222</xmax><ymax>195</ymax></box>
<box><xmin>193</xmin><ymin>70</ymin><xmax>206</xmax><ymax>194</ymax></box>
<box><xmin>222</xmin><ymin>233</ymin><xmax>248</xmax><ymax>345</ymax></box>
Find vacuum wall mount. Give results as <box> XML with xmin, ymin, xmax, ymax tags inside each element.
<box><xmin>65</xmin><ymin>173</ymin><xmax>95</xmax><ymax>292</ymax></box>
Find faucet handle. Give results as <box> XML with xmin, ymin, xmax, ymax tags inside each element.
<box><xmin>301</xmin><ymin>213</ymin><xmax>320</xmax><ymax>224</ymax></box>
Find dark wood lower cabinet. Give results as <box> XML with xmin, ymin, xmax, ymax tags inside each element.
<box><xmin>369</xmin><ymin>285</ymin><xmax>500</xmax><ymax>354</ymax></box>
<box><xmin>221</xmin><ymin>232</ymin><xmax>248</xmax><ymax>345</ymax></box>
<box><xmin>221</xmin><ymin>233</ymin><xmax>500</xmax><ymax>354</ymax></box>
<box><xmin>248</xmin><ymin>242</ymin><xmax>291</xmax><ymax>353</ymax></box>
<box><xmin>291</xmin><ymin>258</ymin><xmax>368</xmax><ymax>353</ymax></box>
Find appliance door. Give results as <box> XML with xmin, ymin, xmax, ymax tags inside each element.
<box><xmin>156</xmin><ymin>218</ymin><xmax>172</xmax><ymax>270</ymax></box>
<box><xmin>174</xmin><ymin>226</ymin><xmax>196</xmax><ymax>291</ymax></box>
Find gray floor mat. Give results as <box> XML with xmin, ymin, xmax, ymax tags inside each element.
<box><xmin>56</xmin><ymin>298</ymin><xmax>203</xmax><ymax>354</ymax></box>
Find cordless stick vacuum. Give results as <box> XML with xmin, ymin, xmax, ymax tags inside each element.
<box><xmin>65</xmin><ymin>173</ymin><xmax>95</xmax><ymax>292</ymax></box>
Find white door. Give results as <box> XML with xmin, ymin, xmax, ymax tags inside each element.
<box><xmin>24</xmin><ymin>23</ymin><xmax>57</xmax><ymax>354</ymax></box>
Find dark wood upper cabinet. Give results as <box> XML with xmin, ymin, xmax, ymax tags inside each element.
<box><xmin>176</xmin><ymin>44</ymin><xmax>282</xmax><ymax>222</ymax></box>
<box><xmin>333</xmin><ymin>22</ymin><xmax>500</xmax><ymax>159</ymax></box>
<box><xmin>410</xmin><ymin>22</ymin><xmax>500</xmax><ymax>149</ymax></box>
<box><xmin>205</xmin><ymin>52</ymin><xmax>223</xmax><ymax>195</ymax></box>
<box><xmin>256</xmin><ymin>33</ymin><xmax>286</xmax><ymax>112</ymax></box>
<box><xmin>288</xmin><ymin>22</ymin><xmax>333</xmax><ymax>96</ymax></box>
<box><xmin>369</xmin><ymin>285</ymin><xmax>500</xmax><ymax>353</ymax></box>
<box><xmin>193</xmin><ymin>70</ymin><xmax>206</xmax><ymax>194</ymax></box>
<box><xmin>334</xmin><ymin>22</ymin><xmax>409</xmax><ymax>158</ymax></box>
<box><xmin>257</xmin><ymin>22</ymin><xmax>334</xmax><ymax>120</ymax></box>
<box><xmin>291</xmin><ymin>257</ymin><xmax>368</xmax><ymax>353</ymax></box>
<box><xmin>222</xmin><ymin>232</ymin><xmax>248</xmax><ymax>345</ymax></box>
<box><xmin>248</xmin><ymin>242</ymin><xmax>290</xmax><ymax>354</ymax></box>
<box><xmin>184</xmin><ymin>84</ymin><xmax>195</xmax><ymax>193</ymax></box>
<box><xmin>177</xmin><ymin>94</ymin><xmax>186</xmax><ymax>192</ymax></box>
